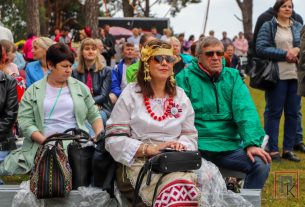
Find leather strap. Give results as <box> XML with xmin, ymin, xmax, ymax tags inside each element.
<box><xmin>151</xmin><ymin>173</ymin><xmax>166</xmax><ymax>206</ymax></box>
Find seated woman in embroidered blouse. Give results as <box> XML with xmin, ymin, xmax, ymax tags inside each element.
<box><xmin>105</xmin><ymin>39</ymin><xmax>199</xmax><ymax>206</ymax></box>
<box><xmin>0</xmin><ymin>43</ymin><xmax>103</xmax><ymax>175</ymax></box>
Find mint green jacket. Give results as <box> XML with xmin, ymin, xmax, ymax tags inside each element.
<box><xmin>176</xmin><ymin>59</ymin><xmax>265</xmax><ymax>152</ymax></box>
<box><xmin>0</xmin><ymin>76</ymin><xmax>100</xmax><ymax>175</ymax></box>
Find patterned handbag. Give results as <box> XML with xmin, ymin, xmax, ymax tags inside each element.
<box><xmin>30</xmin><ymin>133</ymin><xmax>80</xmax><ymax>199</ymax></box>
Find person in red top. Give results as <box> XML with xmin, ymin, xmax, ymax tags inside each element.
<box><xmin>53</xmin><ymin>28</ymin><xmax>61</xmax><ymax>42</ymax></box>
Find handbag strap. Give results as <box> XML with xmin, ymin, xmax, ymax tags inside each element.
<box><xmin>63</xmin><ymin>128</ymin><xmax>92</xmax><ymax>143</ymax></box>
<box><xmin>42</xmin><ymin>133</ymin><xmax>83</xmax><ymax>145</ymax></box>
<box><xmin>63</xmin><ymin>128</ymin><xmax>90</xmax><ymax>139</ymax></box>
<box><xmin>151</xmin><ymin>173</ymin><xmax>167</xmax><ymax>207</ymax></box>
<box><xmin>133</xmin><ymin>161</ymin><xmax>150</xmax><ymax>207</ymax></box>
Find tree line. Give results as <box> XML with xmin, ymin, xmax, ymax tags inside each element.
<box><xmin>0</xmin><ymin>0</ymin><xmax>252</xmax><ymax>41</ymax></box>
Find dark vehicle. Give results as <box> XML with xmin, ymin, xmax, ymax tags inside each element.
<box><xmin>98</xmin><ymin>17</ymin><xmax>170</xmax><ymax>34</ymax></box>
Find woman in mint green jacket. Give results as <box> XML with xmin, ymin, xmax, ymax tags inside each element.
<box><xmin>0</xmin><ymin>43</ymin><xmax>103</xmax><ymax>175</ymax></box>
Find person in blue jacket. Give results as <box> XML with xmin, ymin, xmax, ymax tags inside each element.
<box><xmin>25</xmin><ymin>37</ymin><xmax>54</xmax><ymax>88</ymax></box>
<box><xmin>256</xmin><ymin>0</ymin><xmax>303</xmax><ymax>162</ymax></box>
<box><xmin>109</xmin><ymin>42</ymin><xmax>137</xmax><ymax>104</ymax></box>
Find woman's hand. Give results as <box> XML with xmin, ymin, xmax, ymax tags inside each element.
<box><xmin>286</xmin><ymin>48</ymin><xmax>300</xmax><ymax>63</ymax></box>
<box><xmin>146</xmin><ymin>141</ymin><xmax>186</xmax><ymax>156</ymax></box>
<box><xmin>31</xmin><ymin>131</ymin><xmax>47</xmax><ymax>144</ymax></box>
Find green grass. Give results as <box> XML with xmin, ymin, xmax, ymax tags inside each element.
<box><xmin>248</xmin><ymin>78</ymin><xmax>305</xmax><ymax>207</ymax></box>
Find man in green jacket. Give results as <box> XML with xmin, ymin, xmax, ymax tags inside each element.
<box><xmin>176</xmin><ymin>36</ymin><xmax>271</xmax><ymax>189</ymax></box>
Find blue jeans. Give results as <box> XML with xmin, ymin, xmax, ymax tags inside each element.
<box><xmin>200</xmin><ymin>149</ymin><xmax>270</xmax><ymax>189</ymax></box>
<box><xmin>264</xmin><ymin>80</ymin><xmax>301</xmax><ymax>152</ymax></box>
<box><xmin>85</xmin><ymin>110</ymin><xmax>108</xmax><ymax>137</ymax></box>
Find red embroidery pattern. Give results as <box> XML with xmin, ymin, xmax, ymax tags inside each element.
<box><xmin>154</xmin><ymin>179</ymin><xmax>198</xmax><ymax>207</ymax></box>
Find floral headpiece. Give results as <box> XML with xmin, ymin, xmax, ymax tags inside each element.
<box><xmin>140</xmin><ymin>44</ymin><xmax>174</xmax><ymax>62</ymax></box>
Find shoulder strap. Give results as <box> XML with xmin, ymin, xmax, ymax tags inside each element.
<box><xmin>151</xmin><ymin>173</ymin><xmax>167</xmax><ymax>206</ymax></box>
<box><xmin>42</xmin><ymin>133</ymin><xmax>81</xmax><ymax>144</ymax></box>
<box><xmin>133</xmin><ymin>162</ymin><xmax>150</xmax><ymax>207</ymax></box>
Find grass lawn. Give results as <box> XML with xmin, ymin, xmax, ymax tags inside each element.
<box><xmin>248</xmin><ymin>78</ymin><xmax>305</xmax><ymax>207</ymax></box>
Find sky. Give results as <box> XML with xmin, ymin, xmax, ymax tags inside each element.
<box><xmin>115</xmin><ymin>0</ymin><xmax>305</xmax><ymax>40</ymax></box>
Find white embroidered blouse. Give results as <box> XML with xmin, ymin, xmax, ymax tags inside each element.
<box><xmin>105</xmin><ymin>83</ymin><xmax>198</xmax><ymax>166</ymax></box>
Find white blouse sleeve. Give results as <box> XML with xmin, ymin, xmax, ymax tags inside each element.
<box><xmin>105</xmin><ymin>85</ymin><xmax>142</xmax><ymax>166</ymax></box>
<box><xmin>176</xmin><ymin>90</ymin><xmax>198</xmax><ymax>151</ymax></box>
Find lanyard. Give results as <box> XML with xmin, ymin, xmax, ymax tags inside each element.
<box><xmin>48</xmin><ymin>86</ymin><xmax>63</xmax><ymax>119</ymax></box>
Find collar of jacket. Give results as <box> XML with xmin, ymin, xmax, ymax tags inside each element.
<box><xmin>85</xmin><ymin>63</ymin><xmax>96</xmax><ymax>73</ymax></box>
<box><xmin>0</xmin><ymin>71</ymin><xmax>7</xmax><ymax>82</ymax></box>
<box><xmin>271</xmin><ymin>16</ymin><xmax>297</xmax><ymax>26</ymax></box>
<box><xmin>119</xmin><ymin>58</ymin><xmax>137</xmax><ymax>65</ymax></box>
<box><xmin>31</xmin><ymin>75</ymin><xmax>84</xmax><ymax>125</ymax></box>
<box><xmin>189</xmin><ymin>59</ymin><xmax>225</xmax><ymax>82</ymax></box>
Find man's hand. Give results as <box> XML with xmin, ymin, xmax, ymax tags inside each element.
<box><xmin>246</xmin><ymin>146</ymin><xmax>272</xmax><ymax>164</ymax></box>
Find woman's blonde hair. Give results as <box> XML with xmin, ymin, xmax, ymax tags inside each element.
<box><xmin>77</xmin><ymin>38</ymin><xmax>106</xmax><ymax>73</ymax></box>
<box><xmin>32</xmin><ymin>37</ymin><xmax>54</xmax><ymax>51</ymax></box>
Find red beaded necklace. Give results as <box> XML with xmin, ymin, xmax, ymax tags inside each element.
<box><xmin>144</xmin><ymin>96</ymin><xmax>174</xmax><ymax>121</ymax></box>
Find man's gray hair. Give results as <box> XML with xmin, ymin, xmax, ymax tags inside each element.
<box><xmin>196</xmin><ymin>36</ymin><xmax>224</xmax><ymax>55</ymax></box>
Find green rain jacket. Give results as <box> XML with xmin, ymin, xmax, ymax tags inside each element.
<box><xmin>176</xmin><ymin>59</ymin><xmax>265</xmax><ymax>152</ymax></box>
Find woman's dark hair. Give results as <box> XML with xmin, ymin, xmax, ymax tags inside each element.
<box><xmin>27</xmin><ymin>33</ymin><xmax>36</xmax><ymax>39</ymax></box>
<box><xmin>46</xmin><ymin>43</ymin><xmax>74</xmax><ymax>67</ymax></box>
<box><xmin>188</xmin><ymin>35</ymin><xmax>195</xmax><ymax>41</ymax></box>
<box><xmin>137</xmin><ymin>39</ymin><xmax>176</xmax><ymax>98</ymax></box>
<box><xmin>139</xmin><ymin>34</ymin><xmax>153</xmax><ymax>46</ymax></box>
<box><xmin>273</xmin><ymin>0</ymin><xmax>293</xmax><ymax>14</ymax></box>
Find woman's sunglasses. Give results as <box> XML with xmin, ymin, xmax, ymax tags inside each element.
<box><xmin>203</xmin><ymin>51</ymin><xmax>224</xmax><ymax>57</ymax></box>
<box><xmin>153</xmin><ymin>55</ymin><xmax>176</xmax><ymax>64</ymax></box>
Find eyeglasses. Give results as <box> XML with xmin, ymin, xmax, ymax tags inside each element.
<box><xmin>202</xmin><ymin>51</ymin><xmax>224</xmax><ymax>57</ymax></box>
<box><xmin>153</xmin><ymin>55</ymin><xmax>176</xmax><ymax>64</ymax></box>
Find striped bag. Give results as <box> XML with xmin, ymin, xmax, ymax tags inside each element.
<box><xmin>30</xmin><ymin>133</ymin><xmax>75</xmax><ymax>199</ymax></box>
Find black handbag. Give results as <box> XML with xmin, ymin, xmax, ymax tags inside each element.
<box><xmin>133</xmin><ymin>150</ymin><xmax>202</xmax><ymax>207</ymax></box>
<box><xmin>64</xmin><ymin>128</ymin><xmax>95</xmax><ymax>190</ymax></box>
<box><xmin>30</xmin><ymin>133</ymin><xmax>81</xmax><ymax>199</ymax></box>
<box><xmin>91</xmin><ymin>131</ymin><xmax>116</xmax><ymax>197</ymax></box>
<box><xmin>249</xmin><ymin>57</ymin><xmax>279</xmax><ymax>91</ymax></box>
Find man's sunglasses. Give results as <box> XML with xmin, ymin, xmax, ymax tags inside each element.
<box><xmin>153</xmin><ymin>55</ymin><xmax>176</xmax><ymax>64</ymax></box>
<box><xmin>203</xmin><ymin>51</ymin><xmax>224</xmax><ymax>57</ymax></box>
